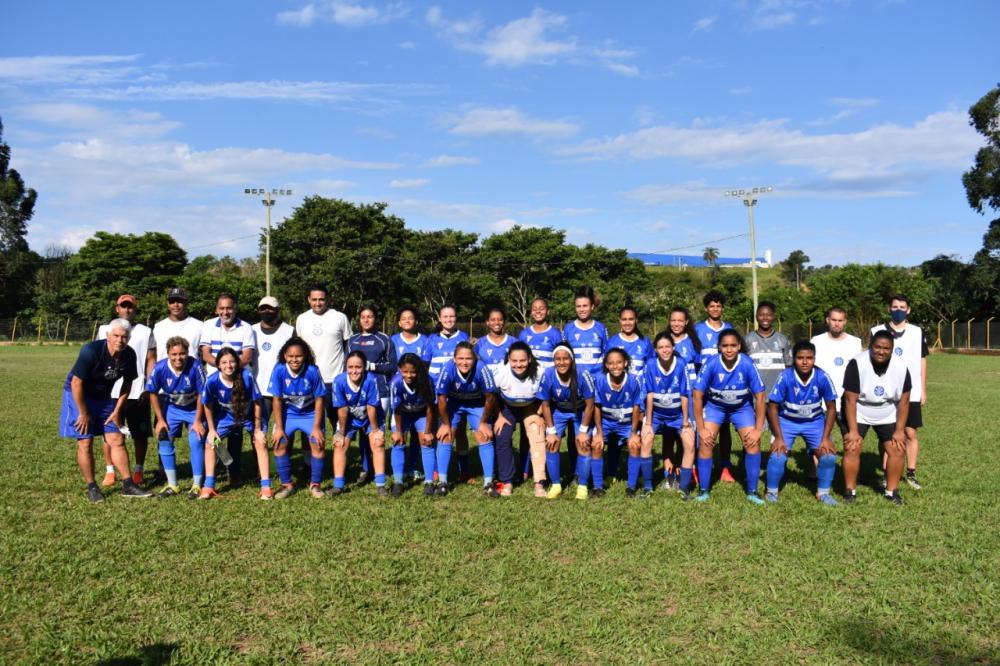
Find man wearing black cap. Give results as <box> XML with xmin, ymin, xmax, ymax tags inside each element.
<box><xmin>153</xmin><ymin>287</ymin><xmax>202</xmax><ymax>361</ymax></box>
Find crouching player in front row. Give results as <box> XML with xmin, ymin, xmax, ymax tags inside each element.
<box><xmin>199</xmin><ymin>348</ymin><xmax>268</xmax><ymax>499</ymax></box>
<box><xmin>692</xmin><ymin>329</ymin><xmax>767</xmax><ymax>504</ymax></box>
<box><xmin>268</xmin><ymin>337</ymin><xmax>326</xmax><ymax>500</ymax></box>
<box><xmin>642</xmin><ymin>332</ymin><xmax>696</xmax><ymax>500</ymax></box>
<box><xmin>331</xmin><ymin>351</ymin><xmax>386</xmax><ymax>496</ymax></box>
<box><xmin>764</xmin><ymin>341</ymin><xmax>840</xmax><ymax>506</ymax></box>
<box><xmin>590</xmin><ymin>348</ymin><xmax>645</xmax><ymax>498</ymax></box>
<box><xmin>390</xmin><ymin>353</ymin><xmax>438</xmax><ymax>497</ymax></box>
<box><xmin>538</xmin><ymin>344</ymin><xmax>595</xmax><ymax>500</ymax></box>
<box><xmin>493</xmin><ymin>342</ymin><xmax>547</xmax><ymax>498</ymax></box>
<box><xmin>147</xmin><ymin>336</ymin><xmax>207</xmax><ymax>499</ymax></box>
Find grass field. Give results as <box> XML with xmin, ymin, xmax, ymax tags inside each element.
<box><xmin>2</xmin><ymin>346</ymin><xmax>999</xmax><ymax>665</ymax></box>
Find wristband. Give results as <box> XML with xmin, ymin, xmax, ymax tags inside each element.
<box><xmin>545</xmin><ymin>426</ymin><xmax>557</xmax><ymax>436</ymax></box>
<box><xmin>578</xmin><ymin>425</ymin><xmax>590</xmax><ymax>434</ymax></box>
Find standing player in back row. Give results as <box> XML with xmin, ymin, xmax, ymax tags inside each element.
<box><xmin>745</xmin><ymin>301</ymin><xmax>792</xmax><ymax>397</ymax></box>
<box><xmin>252</xmin><ymin>296</ymin><xmax>294</xmax><ymax>428</ymax></box>
<box><xmin>518</xmin><ymin>298</ymin><xmax>563</xmax><ymax>370</ymax></box>
<box><xmin>348</xmin><ymin>305</ymin><xmax>396</xmax><ymax>484</ymax></box>
<box><xmin>563</xmin><ymin>286</ymin><xmax>607</xmax><ymax>377</ymax></box>
<box><xmin>811</xmin><ymin>306</ymin><xmax>862</xmax><ymax>432</ymax></box>
<box><xmin>605</xmin><ymin>305</ymin><xmax>655</xmax><ymax>379</ymax></box>
<box><xmin>153</xmin><ymin>288</ymin><xmax>202</xmax><ymax>361</ymax></box>
<box><xmin>295</xmin><ymin>284</ymin><xmax>353</xmax><ymax>422</ymax></box>
<box><xmin>695</xmin><ymin>290</ymin><xmax>737</xmax><ymax>483</ymax></box>
<box><xmin>871</xmin><ymin>294</ymin><xmax>927</xmax><ymax>491</ymax></box>
<box><xmin>475</xmin><ymin>306</ymin><xmax>514</xmax><ymax>380</ymax></box>
<box><xmin>423</xmin><ymin>305</ymin><xmax>471</xmax><ymax>479</ymax></box>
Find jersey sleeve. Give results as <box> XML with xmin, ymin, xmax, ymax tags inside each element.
<box><xmin>819</xmin><ymin>371</ymin><xmax>838</xmax><ymax>402</ymax></box>
<box><xmin>364</xmin><ymin>376</ymin><xmax>380</xmax><ymax>406</ymax></box>
<box><xmin>479</xmin><ymin>365</ymin><xmax>497</xmax><ymax>393</ymax></box>
<box><xmin>746</xmin><ymin>357</ymin><xmax>765</xmax><ymax>394</ymax></box>
<box><xmin>200</xmin><ymin>375</ymin><xmax>216</xmax><ymax>406</ymax></box>
<box><xmin>120</xmin><ymin>348</ymin><xmax>139</xmax><ymax>384</ymax></box>
<box><xmin>593</xmin><ymin>377</ymin><xmax>605</xmax><ymax>406</ymax></box>
<box><xmin>378</xmin><ymin>333</ymin><xmax>397</xmax><ymax>377</ymax></box>
<box><xmin>244</xmin><ymin>370</ymin><xmax>261</xmax><ymax>401</ymax></box>
<box><xmin>311</xmin><ymin>367</ymin><xmax>327</xmax><ymax>397</ymax></box>
<box><xmin>678</xmin><ymin>367</ymin><xmax>691</xmax><ymax>396</ymax></box>
<box><xmin>435</xmin><ymin>364</ymin><xmax>451</xmax><ymax>395</ymax></box>
<box><xmin>193</xmin><ymin>361</ymin><xmax>207</xmax><ymax>393</ymax></box>
<box><xmin>842</xmin><ymin>360</ymin><xmax>861</xmax><ymax>394</ymax></box>
<box><xmin>782</xmin><ymin>336</ymin><xmax>793</xmax><ymax>367</ymax></box>
<box><xmin>692</xmin><ymin>359</ymin><xmax>711</xmax><ymax>393</ymax></box>
<box><xmin>267</xmin><ymin>364</ymin><xmax>285</xmax><ymax>398</ymax></box>
<box><xmin>629</xmin><ymin>376</ymin><xmax>645</xmax><ymax>407</ymax></box>
<box><xmin>144</xmin><ymin>363</ymin><xmax>161</xmax><ymax>393</ymax></box>
<box><xmin>331</xmin><ymin>376</ymin><xmax>348</xmax><ymax>408</ymax></box>
<box><xmin>198</xmin><ymin>320</ymin><xmax>213</xmax><ymax>348</ymax></box>
<box><xmin>768</xmin><ymin>372</ymin><xmax>786</xmax><ymax>404</ymax></box>
<box><xmin>342</xmin><ymin>314</ymin><xmax>353</xmax><ymax>342</ymax></box>
<box><xmin>389</xmin><ymin>377</ymin><xmax>402</xmax><ymax>412</ymax></box>
<box><xmin>242</xmin><ymin>325</ymin><xmax>257</xmax><ymax>351</ymax></box>
<box><xmin>536</xmin><ymin>370</ymin><xmax>552</xmax><ymax>402</ymax></box>
<box><xmin>579</xmin><ymin>370</ymin><xmax>596</xmax><ymax>400</ymax></box>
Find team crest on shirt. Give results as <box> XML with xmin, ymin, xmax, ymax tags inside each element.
<box><xmin>312</xmin><ymin>325</ymin><xmax>323</xmax><ymax>336</ymax></box>
<box><xmin>718</xmin><ymin>373</ymin><xmax>725</xmax><ymax>382</ymax></box>
<box><xmin>527</xmin><ymin>335</ymin><xmax>533</xmax><ymax>342</ymax></box>
<box><xmin>262</xmin><ymin>341</ymin><xmax>271</xmax><ymax>351</ymax></box>
<box><xmin>655</xmin><ymin>376</ymin><xmax>661</xmax><ymax>385</ymax></box>
<box><xmin>487</xmin><ymin>349</ymin><xmax>493</xmax><ymax>356</ymax></box>
<box><xmin>894</xmin><ymin>347</ymin><xmax>903</xmax><ymax>356</ymax></box>
<box><xmin>605</xmin><ymin>392</ymin><xmax>611</xmax><ymax>401</ymax></box>
<box><xmin>285</xmin><ymin>379</ymin><xmax>291</xmax><ymax>386</ymax></box>
<box><xmin>218</xmin><ymin>390</ymin><xmax>226</xmax><ymax>399</ymax></box>
<box><xmin>707</xmin><ymin>333</ymin><xmax>714</xmax><ymax>340</ymax></box>
<box><xmin>834</xmin><ymin>357</ymin><xmax>844</xmax><ymax>366</ymax></box>
<box><xmin>793</xmin><ymin>387</ymin><xmax>800</xmax><ymax>396</ymax></box>
<box><xmin>874</xmin><ymin>386</ymin><xmax>885</xmax><ymax>397</ymax></box>
<box><xmin>574</xmin><ymin>334</ymin><xmax>580</xmax><ymax>340</ymax></box>
<box><xmin>438</xmin><ymin>342</ymin><xmax>444</xmax><ymax>349</ymax></box>
<box><xmin>738</xmin><ymin>372</ymin><xmax>744</xmax><ymax>381</ymax></box>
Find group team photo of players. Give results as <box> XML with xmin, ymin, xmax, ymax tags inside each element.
<box><xmin>60</xmin><ymin>282</ymin><xmax>928</xmax><ymax>507</ymax></box>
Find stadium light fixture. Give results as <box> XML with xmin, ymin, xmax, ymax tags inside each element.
<box><xmin>724</xmin><ymin>185</ymin><xmax>774</xmax><ymax>324</ymax></box>
<box><xmin>243</xmin><ymin>187</ymin><xmax>293</xmax><ymax>297</ymax></box>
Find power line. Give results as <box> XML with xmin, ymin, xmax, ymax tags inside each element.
<box><xmin>647</xmin><ymin>232</ymin><xmax>749</xmax><ymax>255</ymax></box>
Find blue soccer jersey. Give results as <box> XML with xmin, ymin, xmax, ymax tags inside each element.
<box><xmin>518</xmin><ymin>325</ymin><xmax>563</xmax><ymax>369</ymax></box>
<box><xmin>537</xmin><ymin>366</ymin><xmax>596</xmax><ymax>414</ymax></box>
<box><xmin>146</xmin><ymin>357</ymin><xmax>205</xmax><ymax>412</ymax></box>
<box><xmin>435</xmin><ymin>359</ymin><xmax>496</xmax><ymax>404</ymax></box>
<box><xmin>693</xmin><ymin>353</ymin><xmax>765</xmax><ymax>409</ymax></box>
<box><xmin>268</xmin><ymin>363</ymin><xmax>327</xmax><ymax>417</ymax></box>
<box><xmin>423</xmin><ymin>330</ymin><xmax>469</xmax><ymax>382</ymax></box>
<box><xmin>673</xmin><ymin>335</ymin><xmax>700</xmax><ymax>383</ymax></box>
<box><xmin>389</xmin><ymin>373</ymin><xmax>432</xmax><ymax>414</ymax></box>
<box><xmin>605</xmin><ymin>334</ymin><xmax>655</xmax><ymax>378</ymax></box>
<box><xmin>594</xmin><ymin>373</ymin><xmax>645</xmax><ymax>424</ymax></box>
<box><xmin>474</xmin><ymin>334</ymin><xmax>514</xmax><ymax>378</ymax></box>
<box><xmin>694</xmin><ymin>320</ymin><xmax>733</xmax><ymax>365</ymax></box>
<box><xmin>348</xmin><ymin>331</ymin><xmax>396</xmax><ymax>397</ymax></box>
<box><xmin>201</xmin><ymin>368</ymin><xmax>261</xmax><ymax>430</ymax></box>
<box><xmin>768</xmin><ymin>367</ymin><xmax>838</xmax><ymax>422</ymax></box>
<box><xmin>331</xmin><ymin>372</ymin><xmax>381</xmax><ymax>430</ymax></box>
<box><xmin>563</xmin><ymin>320</ymin><xmax>608</xmax><ymax>376</ymax></box>
<box><xmin>643</xmin><ymin>357</ymin><xmax>690</xmax><ymax>429</ymax></box>
<box><xmin>392</xmin><ymin>332</ymin><xmax>429</xmax><ymax>361</ymax></box>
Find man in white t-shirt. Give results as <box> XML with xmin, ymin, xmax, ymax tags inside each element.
<box><xmin>252</xmin><ymin>296</ymin><xmax>294</xmax><ymax>426</ymax></box>
<box><xmin>152</xmin><ymin>287</ymin><xmax>202</xmax><ymax>360</ymax></box>
<box><xmin>870</xmin><ymin>294</ymin><xmax>928</xmax><ymax>491</ymax></box>
<box><xmin>97</xmin><ymin>294</ymin><xmax>157</xmax><ymax>487</ymax></box>
<box><xmin>199</xmin><ymin>292</ymin><xmax>256</xmax><ymax>376</ymax></box>
<box><xmin>810</xmin><ymin>306</ymin><xmax>863</xmax><ymax>428</ymax></box>
<box><xmin>295</xmin><ymin>284</ymin><xmax>352</xmax><ymax>421</ymax></box>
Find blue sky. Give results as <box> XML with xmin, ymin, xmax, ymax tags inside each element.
<box><xmin>1</xmin><ymin>1</ymin><xmax>997</xmax><ymax>266</ymax></box>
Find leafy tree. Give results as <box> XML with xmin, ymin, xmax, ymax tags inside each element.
<box><xmin>804</xmin><ymin>263</ymin><xmax>933</xmax><ymax>334</ymax></box>
<box><xmin>962</xmin><ymin>83</ymin><xmax>1000</xmax><ymax>313</ymax></box>
<box><xmin>779</xmin><ymin>249</ymin><xmax>810</xmax><ymax>289</ymax></box>
<box><xmin>33</xmin><ymin>244</ymin><xmax>74</xmax><ymax>316</ymax></box>
<box><xmin>0</xmin><ymin>118</ymin><xmax>39</xmax><ymax>316</ymax></box>
<box><xmin>178</xmin><ymin>255</ymin><xmax>264</xmax><ymax>320</ymax></box>
<box><xmin>63</xmin><ymin>232</ymin><xmax>187</xmax><ymax>321</ymax></box>
<box><xmin>920</xmin><ymin>254</ymin><xmax>976</xmax><ymax>320</ymax></box>
<box><xmin>702</xmin><ymin>246</ymin><xmax>719</xmax><ymax>266</ymax></box>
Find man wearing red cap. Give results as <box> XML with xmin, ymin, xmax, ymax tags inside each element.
<box><xmin>97</xmin><ymin>294</ymin><xmax>156</xmax><ymax>487</ymax></box>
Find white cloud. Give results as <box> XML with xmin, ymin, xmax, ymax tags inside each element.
<box><xmin>634</xmin><ymin>105</ymin><xmax>657</xmax><ymax>127</ymax></box>
<box><xmin>479</xmin><ymin>8</ymin><xmax>576</xmax><ymax>66</ymax></box>
<box><xmin>729</xmin><ymin>86</ymin><xmax>752</xmax><ymax>96</ymax></box>
<box><xmin>277</xmin><ymin>1</ymin><xmax>408</xmax><ymax>28</ymax></box>
<box><xmin>808</xmin><ymin>97</ymin><xmax>879</xmax><ymax>126</ymax></box>
<box><xmin>423</xmin><ymin>154</ymin><xmax>480</xmax><ymax>167</ymax></box>
<box><xmin>448</xmin><ymin>106</ymin><xmax>578</xmax><ymax>138</ymax></box>
<box><xmin>691</xmin><ymin>15</ymin><xmax>717</xmax><ymax>34</ymax></box>
<box><xmin>0</xmin><ymin>54</ymin><xmax>142</xmax><ymax>84</ymax></box>
<box><xmin>753</xmin><ymin>11</ymin><xmax>796</xmax><ymax>30</ymax></box>
<box><xmin>13</xmin><ymin>103</ymin><xmax>182</xmax><ymax>139</ymax></box>
<box><xmin>388</xmin><ymin>178</ymin><xmax>431</xmax><ymax>189</ymax></box>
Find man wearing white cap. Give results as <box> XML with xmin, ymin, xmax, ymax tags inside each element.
<box><xmin>252</xmin><ymin>296</ymin><xmax>294</xmax><ymax>427</ymax></box>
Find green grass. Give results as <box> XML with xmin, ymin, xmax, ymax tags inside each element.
<box><xmin>1</xmin><ymin>346</ymin><xmax>999</xmax><ymax>664</ymax></box>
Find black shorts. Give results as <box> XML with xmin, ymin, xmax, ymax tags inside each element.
<box><xmin>857</xmin><ymin>423</ymin><xmax>896</xmax><ymax>442</ymax></box>
<box><xmin>905</xmin><ymin>401</ymin><xmax>923</xmax><ymax>429</ymax></box>
<box><xmin>123</xmin><ymin>398</ymin><xmax>152</xmax><ymax>438</ymax></box>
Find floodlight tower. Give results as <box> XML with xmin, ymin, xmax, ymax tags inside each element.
<box><xmin>243</xmin><ymin>187</ymin><xmax>292</xmax><ymax>297</ymax></box>
<box><xmin>723</xmin><ymin>186</ymin><xmax>774</xmax><ymax>323</ymax></box>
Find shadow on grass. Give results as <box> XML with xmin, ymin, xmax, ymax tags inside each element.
<box><xmin>96</xmin><ymin>642</ymin><xmax>178</xmax><ymax>666</ymax></box>
<box><xmin>828</xmin><ymin>618</ymin><xmax>998</xmax><ymax>665</ymax></box>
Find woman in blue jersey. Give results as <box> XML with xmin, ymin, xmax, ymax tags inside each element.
<box><xmin>389</xmin><ymin>353</ymin><xmax>437</xmax><ymax>497</ymax></box>
<box><xmin>435</xmin><ymin>341</ymin><xmax>499</xmax><ymax>497</ymax></box>
<box><xmin>198</xmin><ymin>348</ymin><xmax>267</xmax><ymax>499</ymax></box>
<box><xmin>391</xmin><ymin>306</ymin><xmax>429</xmax><ymax>482</ymax></box>
<box><xmin>692</xmin><ymin>329</ymin><xmax>767</xmax><ymax>504</ymax></box>
<box><xmin>563</xmin><ymin>285</ymin><xmax>608</xmax><ymax>377</ymax></box>
<box><xmin>330</xmin><ymin>350</ymin><xmax>386</xmax><ymax>496</ymax></box>
<box><xmin>538</xmin><ymin>343</ymin><xmax>596</xmax><ymax>500</ymax></box>
<box><xmin>147</xmin><ymin>337</ymin><xmax>207</xmax><ymax>499</ymax></box>
<box><xmin>518</xmin><ymin>297</ymin><xmax>562</xmax><ymax>370</ymax></box>
<box><xmin>423</xmin><ymin>304</ymin><xmax>474</xmax><ymax>481</ymax></box>
<box><xmin>590</xmin><ymin>348</ymin><xmax>644</xmax><ymax>498</ymax></box>
<box><xmin>668</xmin><ymin>306</ymin><xmax>702</xmax><ymax>384</ymax></box>
<box><xmin>475</xmin><ymin>306</ymin><xmax>515</xmax><ymax>379</ymax></box>
<box><xmin>641</xmin><ymin>332</ymin><xmax>695</xmax><ymax>499</ymax></box>
<box><xmin>348</xmin><ymin>305</ymin><xmax>396</xmax><ymax>485</ymax></box>
<box><xmin>268</xmin><ymin>337</ymin><xmax>327</xmax><ymax>500</ymax></box>
<box><xmin>492</xmin><ymin>341</ymin><xmax>547</xmax><ymax>498</ymax></box>
<box><xmin>605</xmin><ymin>305</ymin><xmax>655</xmax><ymax>379</ymax></box>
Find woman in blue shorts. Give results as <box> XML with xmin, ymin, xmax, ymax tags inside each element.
<box><xmin>538</xmin><ymin>343</ymin><xmax>595</xmax><ymax>500</ymax></box>
<box><xmin>389</xmin><ymin>353</ymin><xmax>437</xmax><ymax>497</ymax></box>
<box><xmin>590</xmin><ymin>348</ymin><xmax>644</xmax><ymax>498</ymax></box>
<box><xmin>692</xmin><ymin>328</ymin><xmax>766</xmax><ymax>504</ymax></box>
<box><xmin>330</xmin><ymin>350</ymin><xmax>386</xmax><ymax>496</ymax></box>
<box><xmin>268</xmin><ymin>337</ymin><xmax>327</xmax><ymax>500</ymax></box>
<box><xmin>641</xmin><ymin>332</ymin><xmax>695</xmax><ymax>499</ymax></box>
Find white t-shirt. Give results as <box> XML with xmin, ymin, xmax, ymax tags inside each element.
<box><xmin>199</xmin><ymin>317</ymin><xmax>256</xmax><ymax>375</ymax></box>
<box><xmin>493</xmin><ymin>364</ymin><xmax>542</xmax><ymax>408</ymax></box>
<box><xmin>98</xmin><ymin>321</ymin><xmax>154</xmax><ymax>399</ymax></box>
<box><xmin>870</xmin><ymin>323</ymin><xmax>925</xmax><ymax>402</ymax></box>
<box><xmin>850</xmin><ymin>351</ymin><xmax>910</xmax><ymax>426</ymax></box>
<box><xmin>252</xmin><ymin>321</ymin><xmax>295</xmax><ymax>395</ymax></box>
<box><xmin>295</xmin><ymin>308</ymin><xmax>353</xmax><ymax>383</ymax></box>
<box><xmin>153</xmin><ymin>316</ymin><xmax>203</xmax><ymax>360</ymax></box>
<box><xmin>810</xmin><ymin>332</ymin><xmax>863</xmax><ymax>403</ymax></box>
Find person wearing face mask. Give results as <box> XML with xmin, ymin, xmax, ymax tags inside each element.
<box><xmin>252</xmin><ymin>296</ymin><xmax>294</xmax><ymax>429</ymax></box>
<box><xmin>870</xmin><ymin>294</ymin><xmax>927</xmax><ymax>491</ymax></box>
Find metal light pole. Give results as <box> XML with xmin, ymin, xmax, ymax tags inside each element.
<box><xmin>724</xmin><ymin>186</ymin><xmax>773</xmax><ymax>326</ymax></box>
<box><xmin>243</xmin><ymin>188</ymin><xmax>292</xmax><ymax>297</ymax></box>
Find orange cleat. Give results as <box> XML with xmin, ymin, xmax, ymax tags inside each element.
<box><xmin>101</xmin><ymin>472</ymin><xmax>117</xmax><ymax>488</ymax></box>
<box><xmin>720</xmin><ymin>467</ymin><xmax>736</xmax><ymax>483</ymax></box>
<box><xmin>198</xmin><ymin>487</ymin><xmax>219</xmax><ymax>500</ymax></box>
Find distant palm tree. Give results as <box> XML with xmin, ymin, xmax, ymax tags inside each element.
<box><xmin>702</xmin><ymin>246</ymin><xmax>719</xmax><ymax>267</ymax></box>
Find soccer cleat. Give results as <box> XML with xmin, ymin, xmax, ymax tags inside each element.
<box><xmin>575</xmin><ymin>485</ymin><xmax>589</xmax><ymax>501</ymax></box>
<box><xmin>498</xmin><ymin>482</ymin><xmax>513</xmax><ymax>497</ymax></box>
<box><xmin>843</xmin><ymin>489</ymin><xmax>857</xmax><ymax>504</ymax></box>
<box><xmin>625</xmin><ymin>487</ymin><xmax>637</xmax><ymax>499</ymax></box>
<box><xmin>423</xmin><ymin>483</ymin><xmax>436</xmax><ymax>497</ymax></box>
<box><xmin>657</xmin><ymin>479</ymin><xmax>671</xmax><ymax>491</ymax></box>
<box><xmin>101</xmin><ymin>472</ymin><xmax>117</xmax><ymax>488</ymax></box>
<box><xmin>86</xmin><ymin>486</ymin><xmax>105</xmax><ymax>503</ymax></box>
<box><xmin>681</xmin><ymin>490</ymin><xmax>693</xmax><ymax>502</ymax></box>
<box><xmin>639</xmin><ymin>488</ymin><xmax>653</xmax><ymax>500</ymax></box>
<box><xmin>590</xmin><ymin>488</ymin><xmax>606</xmax><ymax>499</ymax></box>
<box><xmin>187</xmin><ymin>485</ymin><xmax>201</xmax><ymax>500</ymax></box>
<box><xmin>197</xmin><ymin>487</ymin><xmax>219</xmax><ymax>500</ymax></box>
<box><xmin>905</xmin><ymin>473</ymin><xmax>922</xmax><ymax>491</ymax></box>
<box><xmin>391</xmin><ymin>484</ymin><xmax>404</xmax><ymax>498</ymax></box>
<box><xmin>765</xmin><ymin>491</ymin><xmax>779</xmax><ymax>503</ymax></box>
<box><xmin>309</xmin><ymin>483</ymin><xmax>325</xmax><ymax>499</ymax></box>
<box><xmin>546</xmin><ymin>483</ymin><xmax>562</xmax><ymax>500</ymax></box>
<box><xmin>884</xmin><ymin>491</ymin><xmax>904</xmax><ymax>506</ymax></box>
<box><xmin>746</xmin><ymin>492</ymin><xmax>765</xmax><ymax>506</ymax></box>
<box><xmin>131</xmin><ymin>470</ymin><xmax>144</xmax><ymax>486</ymax></box>
<box><xmin>695</xmin><ymin>490</ymin><xmax>711</xmax><ymax>502</ymax></box>
<box><xmin>719</xmin><ymin>467</ymin><xmax>736</xmax><ymax>483</ymax></box>
<box><xmin>121</xmin><ymin>482</ymin><xmax>153</xmax><ymax>498</ymax></box>
<box><xmin>376</xmin><ymin>485</ymin><xmax>390</xmax><ymax>498</ymax></box>
<box><xmin>157</xmin><ymin>485</ymin><xmax>180</xmax><ymax>499</ymax></box>
<box><xmin>410</xmin><ymin>471</ymin><xmax>425</xmax><ymax>483</ymax></box>
<box><xmin>258</xmin><ymin>487</ymin><xmax>274</xmax><ymax>500</ymax></box>
<box><xmin>356</xmin><ymin>472</ymin><xmax>370</xmax><ymax>487</ymax></box>
<box><xmin>877</xmin><ymin>478</ymin><xmax>887</xmax><ymax>492</ymax></box>
<box><xmin>817</xmin><ymin>493</ymin><xmax>839</xmax><ymax>507</ymax></box>
<box><xmin>436</xmin><ymin>483</ymin><xmax>450</xmax><ymax>497</ymax></box>
<box><xmin>325</xmin><ymin>486</ymin><xmax>345</xmax><ymax>498</ymax></box>
<box><xmin>274</xmin><ymin>484</ymin><xmax>294</xmax><ymax>500</ymax></box>
<box><xmin>533</xmin><ymin>483</ymin><xmax>547</xmax><ymax>498</ymax></box>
